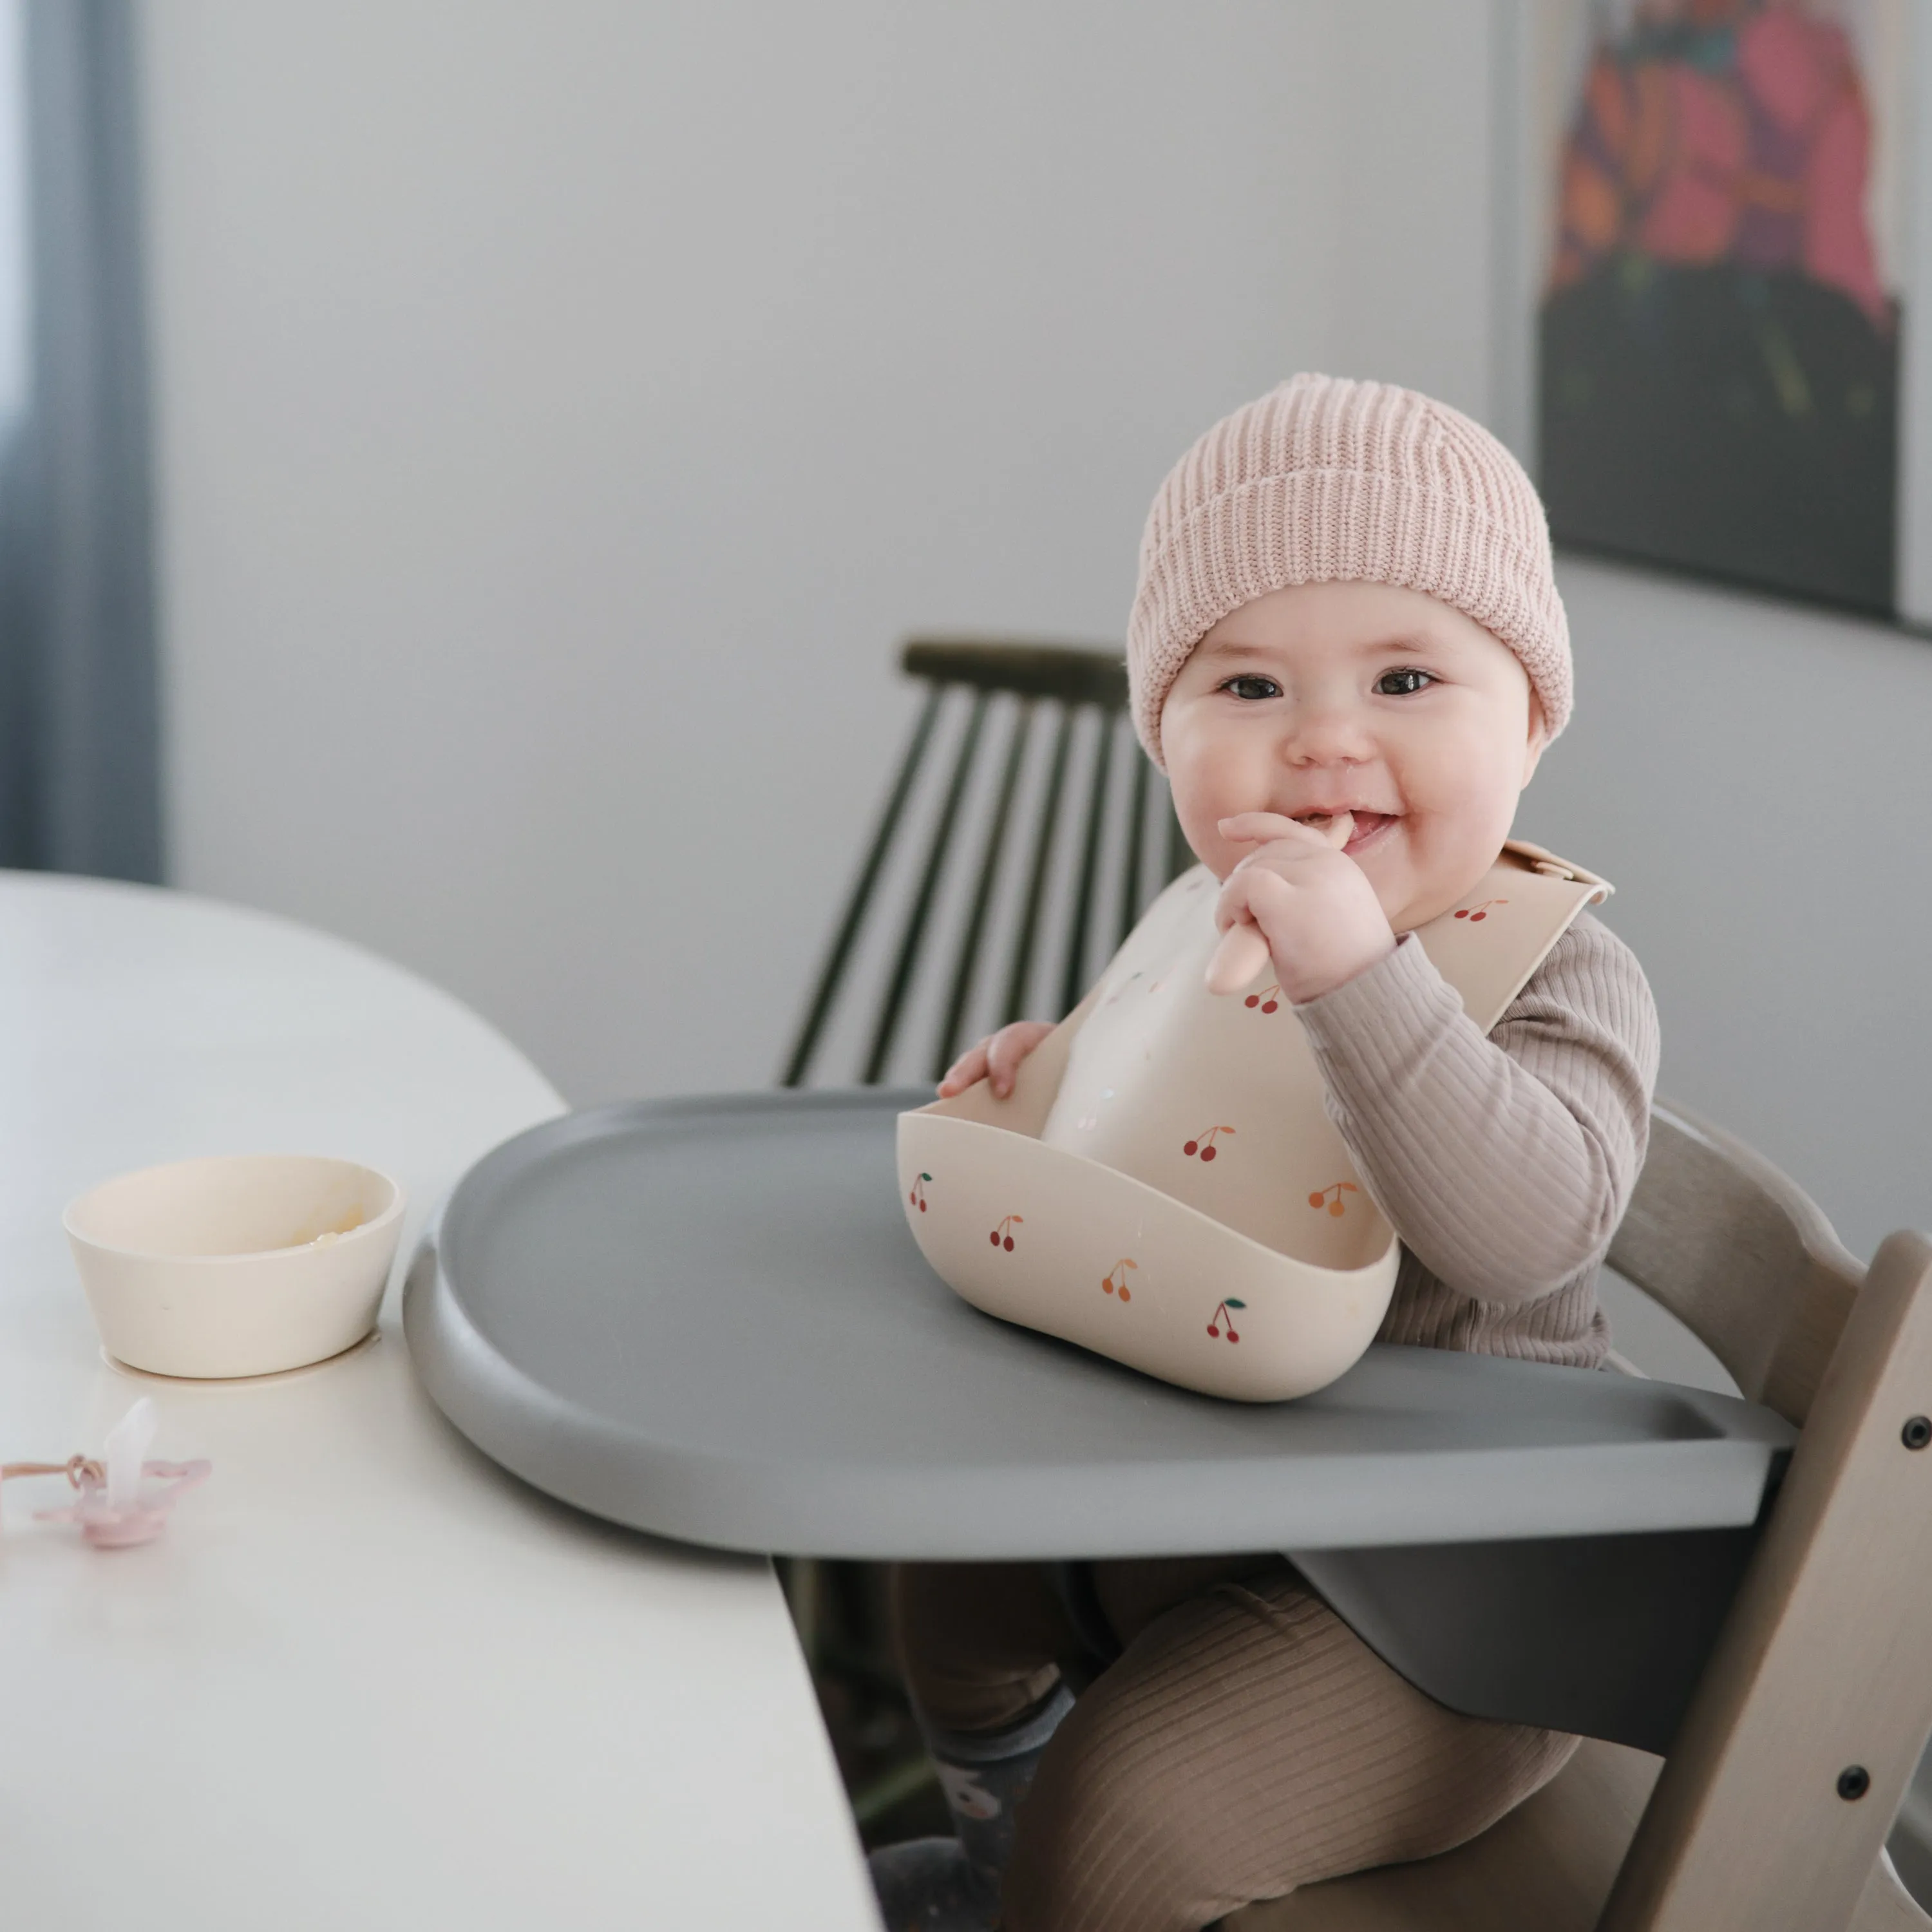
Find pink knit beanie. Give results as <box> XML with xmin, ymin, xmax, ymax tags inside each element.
<box><xmin>1127</xmin><ymin>374</ymin><xmax>1571</xmax><ymax>766</ymax></box>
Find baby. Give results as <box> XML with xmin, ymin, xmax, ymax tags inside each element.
<box><xmin>871</xmin><ymin>375</ymin><xmax>1660</xmax><ymax>1932</ymax></box>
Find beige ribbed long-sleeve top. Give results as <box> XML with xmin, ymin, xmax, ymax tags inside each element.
<box><xmin>1294</xmin><ymin>911</ymin><xmax>1660</xmax><ymax>1370</ymax></box>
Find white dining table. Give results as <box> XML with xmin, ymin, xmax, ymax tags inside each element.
<box><xmin>0</xmin><ymin>871</ymin><xmax>879</xmax><ymax>1931</ymax></box>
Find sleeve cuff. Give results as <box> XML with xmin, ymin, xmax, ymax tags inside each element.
<box><xmin>1292</xmin><ymin>933</ymin><xmax>1464</xmax><ymax>1085</ymax></box>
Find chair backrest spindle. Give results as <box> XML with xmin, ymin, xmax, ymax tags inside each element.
<box><xmin>860</xmin><ymin>688</ymin><xmax>989</xmax><ymax>1084</ymax></box>
<box><xmin>781</xmin><ymin>682</ymin><xmax>944</xmax><ymax>1088</ymax></box>
<box><xmin>998</xmin><ymin>704</ymin><xmax>1076</xmax><ymax>1032</ymax></box>
<box><xmin>930</xmin><ymin>699</ymin><xmax>1035</xmax><ymax>1083</ymax></box>
<box><xmin>1118</xmin><ymin>753</ymin><xmax>1151</xmax><ymax>950</ymax></box>
<box><xmin>1061</xmin><ymin>710</ymin><xmax>1115</xmax><ymax>1018</ymax></box>
<box><xmin>1166</xmin><ymin>796</ymin><xmax>1193</xmax><ymax>891</ymax></box>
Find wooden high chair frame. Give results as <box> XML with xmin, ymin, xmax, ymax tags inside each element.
<box><xmin>779</xmin><ymin>638</ymin><xmax>1932</xmax><ymax>1899</ymax></box>
<box><xmin>1231</xmin><ymin>1101</ymin><xmax>1932</xmax><ymax>1932</ymax></box>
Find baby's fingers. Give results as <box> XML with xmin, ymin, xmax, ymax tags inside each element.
<box><xmin>937</xmin><ymin>1021</ymin><xmax>1055</xmax><ymax>1099</ymax></box>
<box><xmin>937</xmin><ymin>1039</ymin><xmax>992</xmax><ymax>1098</ymax></box>
<box><xmin>1218</xmin><ymin>810</ymin><xmax>1353</xmax><ymax>853</ymax></box>
<box><xmin>1215</xmin><ymin>864</ymin><xmax>1294</xmax><ymax>934</ymax></box>
<box><xmin>985</xmin><ymin>1020</ymin><xmax>1056</xmax><ymax>1098</ymax></box>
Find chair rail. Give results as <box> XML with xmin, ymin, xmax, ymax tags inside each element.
<box><xmin>900</xmin><ymin>637</ymin><xmax>1127</xmax><ymax>709</ymax></box>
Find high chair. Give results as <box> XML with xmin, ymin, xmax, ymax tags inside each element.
<box><xmin>1228</xmin><ymin>1103</ymin><xmax>1932</xmax><ymax>1932</ymax></box>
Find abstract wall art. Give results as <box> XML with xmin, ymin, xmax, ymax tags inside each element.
<box><xmin>1511</xmin><ymin>1</ymin><xmax>1926</xmax><ymax>619</ymax></box>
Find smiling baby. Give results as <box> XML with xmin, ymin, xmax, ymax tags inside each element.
<box><xmin>874</xmin><ymin>375</ymin><xmax>1662</xmax><ymax>1932</ymax></box>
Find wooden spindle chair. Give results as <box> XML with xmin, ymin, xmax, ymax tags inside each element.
<box><xmin>781</xmin><ymin>637</ymin><xmax>1186</xmax><ymax>1091</ymax></box>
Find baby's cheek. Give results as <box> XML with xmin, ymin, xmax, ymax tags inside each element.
<box><xmin>1168</xmin><ymin>781</ymin><xmax>1241</xmax><ymax>878</ymax></box>
<box><xmin>1398</xmin><ymin>813</ymin><xmax>1516</xmax><ymax>927</ymax></box>
<box><xmin>1398</xmin><ymin>749</ymin><xmax>1519</xmax><ymax>847</ymax></box>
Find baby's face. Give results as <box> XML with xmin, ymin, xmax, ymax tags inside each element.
<box><xmin>1159</xmin><ymin>582</ymin><xmax>1548</xmax><ymax>934</ymax></box>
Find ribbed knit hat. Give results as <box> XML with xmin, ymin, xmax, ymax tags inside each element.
<box><xmin>1127</xmin><ymin>374</ymin><xmax>1571</xmax><ymax>766</ymax></box>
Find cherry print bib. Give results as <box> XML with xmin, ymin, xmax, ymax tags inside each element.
<box><xmin>897</xmin><ymin>841</ymin><xmax>1610</xmax><ymax>1403</ymax></box>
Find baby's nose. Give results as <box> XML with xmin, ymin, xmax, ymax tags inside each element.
<box><xmin>1280</xmin><ymin>702</ymin><xmax>1373</xmax><ymax>764</ymax></box>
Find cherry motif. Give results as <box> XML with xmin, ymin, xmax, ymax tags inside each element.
<box><xmin>1307</xmin><ymin>1181</ymin><xmax>1359</xmax><ymax>1218</ymax></box>
<box><xmin>908</xmin><ymin>1172</ymin><xmax>932</xmax><ymax>1213</ymax></box>
<box><xmin>1101</xmin><ymin>1258</ymin><xmax>1137</xmax><ymax>1303</ymax></box>
<box><xmin>1206</xmin><ymin>1298</ymin><xmax>1246</xmax><ymax>1343</ymax></box>
<box><xmin>1454</xmin><ymin>898</ymin><xmax>1507</xmax><ymax>923</ymax></box>
<box><xmin>989</xmin><ymin>1214</ymin><xmax>1023</xmax><ymax>1251</ymax></box>
<box><xmin>1182</xmin><ymin>1126</ymin><xmax>1235</xmax><ymax>1162</ymax></box>
<box><xmin>1244</xmin><ymin>984</ymin><xmax>1282</xmax><ymax>1015</ymax></box>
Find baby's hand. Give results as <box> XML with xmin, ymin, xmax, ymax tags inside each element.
<box><xmin>938</xmin><ymin>1021</ymin><xmax>1056</xmax><ymax>1100</ymax></box>
<box><xmin>1215</xmin><ymin>812</ymin><xmax>1395</xmax><ymax>1005</ymax></box>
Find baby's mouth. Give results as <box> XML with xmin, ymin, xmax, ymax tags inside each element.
<box><xmin>1294</xmin><ymin>810</ymin><xmax>1397</xmax><ymax>855</ymax></box>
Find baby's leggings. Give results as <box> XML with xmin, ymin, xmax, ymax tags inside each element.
<box><xmin>891</xmin><ymin>1555</ymin><xmax>1578</xmax><ymax>1932</ymax></box>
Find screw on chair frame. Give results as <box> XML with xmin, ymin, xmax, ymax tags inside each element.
<box><xmin>780</xmin><ymin>636</ymin><xmax>1186</xmax><ymax>1090</ymax></box>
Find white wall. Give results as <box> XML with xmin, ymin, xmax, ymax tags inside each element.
<box><xmin>1531</xmin><ymin>556</ymin><xmax>1932</xmax><ymax>1264</ymax></box>
<box><xmin>140</xmin><ymin>1</ymin><xmax>1931</xmax><ymax>1266</ymax></box>
<box><xmin>140</xmin><ymin>0</ymin><xmax>1495</xmax><ymax>1106</ymax></box>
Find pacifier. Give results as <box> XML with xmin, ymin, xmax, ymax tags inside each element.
<box><xmin>1205</xmin><ymin>813</ymin><xmax>1354</xmax><ymax>996</ymax></box>
<box><xmin>5</xmin><ymin>1397</ymin><xmax>211</xmax><ymax>1548</ymax></box>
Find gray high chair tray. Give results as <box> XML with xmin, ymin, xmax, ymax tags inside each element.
<box><xmin>404</xmin><ymin>1088</ymin><xmax>1796</xmax><ymax>1753</ymax></box>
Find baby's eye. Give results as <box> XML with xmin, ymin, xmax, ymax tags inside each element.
<box><xmin>1220</xmin><ymin>675</ymin><xmax>1281</xmax><ymax>701</ymax></box>
<box><xmin>1374</xmin><ymin>667</ymin><xmax>1434</xmax><ymax>696</ymax></box>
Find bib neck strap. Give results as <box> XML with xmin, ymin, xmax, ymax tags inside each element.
<box><xmin>1410</xmin><ymin>841</ymin><xmax>1612</xmax><ymax>1035</ymax></box>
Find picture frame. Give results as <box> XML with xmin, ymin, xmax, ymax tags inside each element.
<box><xmin>1490</xmin><ymin>0</ymin><xmax>1932</xmax><ymax>628</ymax></box>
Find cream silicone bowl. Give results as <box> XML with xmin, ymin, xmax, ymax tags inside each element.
<box><xmin>64</xmin><ymin>1155</ymin><xmax>408</xmax><ymax>1378</ymax></box>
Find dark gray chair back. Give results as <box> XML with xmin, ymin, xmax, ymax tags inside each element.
<box><xmin>782</xmin><ymin>636</ymin><xmax>1188</xmax><ymax>1088</ymax></box>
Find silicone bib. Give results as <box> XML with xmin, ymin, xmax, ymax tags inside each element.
<box><xmin>898</xmin><ymin>842</ymin><xmax>1608</xmax><ymax>1401</ymax></box>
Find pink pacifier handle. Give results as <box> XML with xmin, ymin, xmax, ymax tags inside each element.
<box><xmin>32</xmin><ymin>1459</ymin><xmax>211</xmax><ymax>1548</ymax></box>
<box><xmin>1204</xmin><ymin>812</ymin><xmax>1354</xmax><ymax>996</ymax></box>
<box><xmin>7</xmin><ymin>1399</ymin><xmax>211</xmax><ymax>1548</ymax></box>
